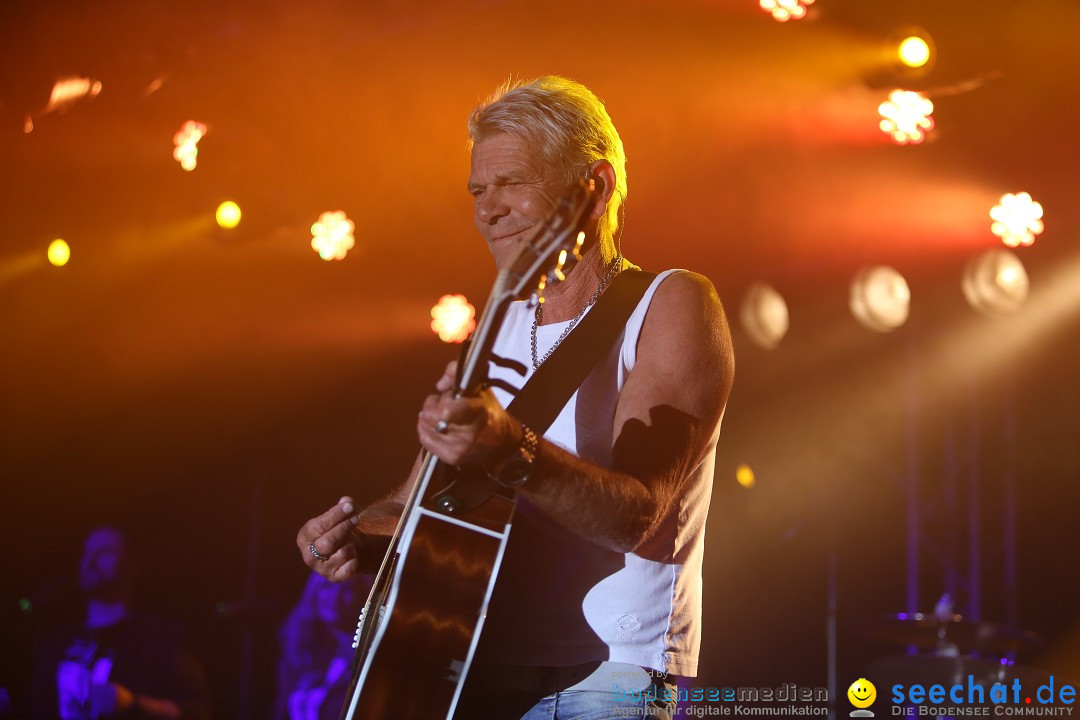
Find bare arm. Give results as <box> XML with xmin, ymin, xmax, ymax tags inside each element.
<box><xmin>418</xmin><ymin>272</ymin><xmax>733</xmax><ymax>553</ymax></box>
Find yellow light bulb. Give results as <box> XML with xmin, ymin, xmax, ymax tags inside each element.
<box><xmin>48</xmin><ymin>239</ymin><xmax>70</xmax><ymax>267</ymax></box>
<box><xmin>898</xmin><ymin>36</ymin><xmax>931</xmax><ymax>68</ymax></box>
<box><xmin>736</xmin><ymin>464</ymin><xmax>756</xmax><ymax>488</ymax></box>
<box><xmin>216</xmin><ymin>201</ymin><xmax>241</xmax><ymax>229</ymax></box>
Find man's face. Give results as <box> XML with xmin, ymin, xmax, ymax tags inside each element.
<box><xmin>79</xmin><ymin>527</ymin><xmax>128</xmax><ymax>598</ymax></box>
<box><xmin>468</xmin><ymin>133</ymin><xmax>571</xmax><ymax>270</ymax></box>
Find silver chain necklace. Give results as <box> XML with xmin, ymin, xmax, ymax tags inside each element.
<box><xmin>530</xmin><ymin>256</ymin><xmax>623</xmax><ymax>370</ymax></box>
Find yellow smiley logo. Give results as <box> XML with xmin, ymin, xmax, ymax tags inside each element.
<box><xmin>847</xmin><ymin>679</ymin><xmax>877</xmax><ymax>709</ymax></box>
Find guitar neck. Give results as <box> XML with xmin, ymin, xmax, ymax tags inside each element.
<box><xmin>366</xmin><ymin>281</ymin><xmax>513</xmax><ymax>575</ymax></box>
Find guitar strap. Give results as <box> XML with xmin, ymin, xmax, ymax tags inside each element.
<box><xmin>504</xmin><ymin>269</ymin><xmax>658</xmax><ymax>434</ymax></box>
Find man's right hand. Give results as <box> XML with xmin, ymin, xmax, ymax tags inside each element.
<box><xmin>297</xmin><ymin>496</ymin><xmax>367</xmax><ymax>581</ymax></box>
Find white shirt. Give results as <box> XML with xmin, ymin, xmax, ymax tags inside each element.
<box><xmin>478</xmin><ymin>269</ymin><xmax>719</xmax><ymax>677</ymax></box>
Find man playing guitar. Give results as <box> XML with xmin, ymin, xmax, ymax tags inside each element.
<box><xmin>297</xmin><ymin>75</ymin><xmax>734</xmax><ymax>720</ymax></box>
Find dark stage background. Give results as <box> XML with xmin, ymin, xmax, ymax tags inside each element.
<box><xmin>2</xmin><ymin>0</ymin><xmax>1079</xmax><ymax>717</ymax></box>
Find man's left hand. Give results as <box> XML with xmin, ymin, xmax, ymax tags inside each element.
<box><xmin>416</xmin><ymin>360</ymin><xmax>521</xmax><ymax>469</ymax></box>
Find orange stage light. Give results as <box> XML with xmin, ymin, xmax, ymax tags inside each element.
<box><xmin>963</xmin><ymin>249</ymin><xmax>1029</xmax><ymax>316</ymax></box>
<box><xmin>44</xmin><ymin>77</ymin><xmax>102</xmax><ymax>114</ymax></box>
<box><xmin>215</xmin><ymin>201</ymin><xmax>242</xmax><ymax>229</ymax></box>
<box><xmin>310</xmin><ymin>211</ymin><xmax>356</xmax><ymax>261</ymax></box>
<box><xmin>430</xmin><ymin>295</ymin><xmax>476</xmax><ymax>344</ymax></box>
<box><xmin>897</xmin><ymin>36</ymin><xmax>931</xmax><ymax>68</ymax></box>
<box><xmin>850</xmin><ymin>265</ymin><xmax>911</xmax><ymax>332</ymax></box>
<box><xmin>47</xmin><ymin>239</ymin><xmax>70</xmax><ymax>267</ymax></box>
<box><xmin>759</xmin><ymin>0</ymin><xmax>814</xmax><ymax>22</ymax></box>
<box><xmin>173</xmin><ymin>121</ymin><xmax>207</xmax><ymax>171</ymax></box>
<box><xmin>740</xmin><ymin>283</ymin><xmax>789</xmax><ymax>350</ymax></box>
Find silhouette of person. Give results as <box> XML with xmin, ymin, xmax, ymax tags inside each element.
<box><xmin>274</xmin><ymin>571</ymin><xmax>372</xmax><ymax>720</ymax></box>
<box><xmin>30</xmin><ymin>526</ymin><xmax>211</xmax><ymax>719</ymax></box>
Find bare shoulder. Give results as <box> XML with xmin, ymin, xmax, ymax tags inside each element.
<box><xmin>639</xmin><ymin>270</ymin><xmax>732</xmax><ymax>368</ymax></box>
<box><xmin>651</xmin><ymin>270</ymin><xmax>721</xmax><ymax>310</ymax></box>
<box><xmin>621</xmin><ymin>270</ymin><xmax>734</xmax><ymax>423</ymax></box>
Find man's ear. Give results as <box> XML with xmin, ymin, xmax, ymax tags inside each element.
<box><xmin>586</xmin><ymin>160</ymin><xmax>617</xmax><ymax>222</ymax></box>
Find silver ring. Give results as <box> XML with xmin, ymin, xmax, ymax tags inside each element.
<box><xmin>434</xmin><ymin>420</ymin><xmax>449</xmax><ymax>434</ymax></box>
<box><xmin>309</xmin><ymin>543</ymin><xmax>329</xmax><ymax>561</ymax></box>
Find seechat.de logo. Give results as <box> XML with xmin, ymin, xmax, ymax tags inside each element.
<box><xmin>850</xmin><ymin>679</ymin><xmax>878</xmax><ymax>717</ymax></box>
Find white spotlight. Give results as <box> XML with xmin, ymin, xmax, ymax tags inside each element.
<box><xmin>990</xmin><ymin>192</ymin><xmax>1044</xmax><ymax>248</ymax></box>
<box><xmin>879</xmin><ymin>90</ymin><xmax>935</xmax><ymax>145</ymax></box>
<box><xmin>740</xmin><ymin>283</ymin><xmax>789</xmax><ymax>349</ymax></box>
<box><xmin>962</xmin><ymin>248</ymin><xmax>1029</xmax><ymax>316</ymax></box>
<box><xmin>850</xmin><ymin>266</ymin><xmax>911</xmax><ymax>332</ymax></box>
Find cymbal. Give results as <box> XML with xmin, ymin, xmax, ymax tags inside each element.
<box><xmin>866</xmin><ymin>654</ymin><xmax>1001</xmax><ymax>688</ymax></box>
<box><xmin>865</xmin><ymin>654</ymin><xmax>1068</xmax><ymax>704</ymax></box>
<box><xmin>862</xmin><ymin>613</ymin><xmax>1042</xmax><ymax>655</ymax></box>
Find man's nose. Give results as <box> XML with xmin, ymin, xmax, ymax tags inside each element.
<box><xmin>475</xmin><ymin>187</ymin><xmax>509</xmax><ymax>225</ymax></box>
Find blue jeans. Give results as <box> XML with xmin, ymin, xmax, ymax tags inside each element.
<box><xmin>455</xmin><ymin>661</ymin><xmax>678</xmax><ymax>719</ymax></box>
<box><xmin>519</xmin><ymin>688</ymin><xmax>677</xmax><ymax>720</ymax></box>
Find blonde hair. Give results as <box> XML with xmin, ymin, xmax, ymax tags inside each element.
<box><xmin>468</xmin><ymin>76</ymin><xmax>627</xmax><ymax>240</ymax></box>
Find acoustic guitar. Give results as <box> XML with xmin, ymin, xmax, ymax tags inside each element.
<box><xmin>338</xmin><ymin>180</ymin><xmax>599</xmax><ymax>720</ymax></box>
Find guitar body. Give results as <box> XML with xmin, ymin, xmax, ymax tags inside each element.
<box><xmin>338</xmin><ymin>180</ymin><xmax>598</xmax><ymax>720</ymax></box>
<box><xmin>341</xmin><ymin>464</ymin><xmax>515</xmax><ymax>719</ymax></box>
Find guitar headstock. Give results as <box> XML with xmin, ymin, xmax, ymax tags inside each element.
<box><xmin>498</xmin><ymin>179</ymin><xmax>599</xmax><ymax>304</ymax></box>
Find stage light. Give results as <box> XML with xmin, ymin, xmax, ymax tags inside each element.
<box><xmin>47</xmin><ymin>239</ymin><xmax>70</xmax><ymax>267</ymax></box>
<box><xmin>740</xmin><ymin>283</ymin><xmax>789</xmax><ymax>349</ymax></box>
<box><xmin>44</xmin><ymin>77</ymin><xmax>102</xmax><ymax>115</ymax></box>
<box><xmin>736</xmin><ymin>464</ymin><xmax>756</xmax><ymax>489</ymax></box>
<box><xmin>173</xmin><ymin>121</ymin><xmax>207</xmax><ymax>171</ymax></box>
<box><xmin>850</xmin><ymin>265</ymin><xmax>911</xmax><ymax>332</ymax></box>
<box><xmin>991</xmin><ymin>192</ymin><xmax>1044</xmax><ymax>248</ymax></box>
<box><xmin>23</xmin><ymin>76</ymin><xmax>103</xmax><ymax>134</ymax></box>
<box><xmin>897</xmin><ymin>36</ymin><xmax>931</xmax><ymax>68</ymax></box>
<box><xmin>310</xmin><ymin>211</ymin><xmax>356</xmax><ymax>261</ymax></box>
<box><xmin>431</xmin><ymin>294</ymin><xmax>476</xmax><ymax>344</ymax></box>
<box><xmin>143</xmin><ymin>77</ymin><xmax>166</xmax><ymax>97</ymax></box>
<box><xmin>887</xmin><ymin>26</ymin><xmax>936</xmax><ymax>76</ymax></box>
<box><xmin>760</xmin><ymin>0</ymin><xmax>814</xmax><ymax>22</ymax></box>
<box><xmin>879</xmin><ymin>90</ymin><xmax>934</xmax><ymax>145</ymax></box>
<box><xmin>215</xmin><ymin>201</ymin><xmax>241</xmax><ymax>229</ymax></box>
<box><xmin>962</xmin><ymin>248</ymin><xmax>1029</xmax><ymax>316</ymax></box>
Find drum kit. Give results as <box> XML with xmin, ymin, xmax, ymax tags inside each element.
<box><xmin>859</xmin><ymin>604</ymin><xmax>1073</xmax><ymax>709</ymax></box>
